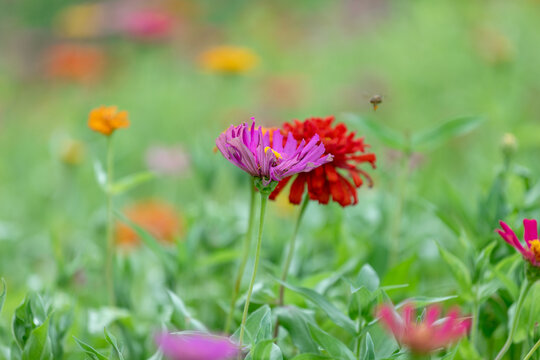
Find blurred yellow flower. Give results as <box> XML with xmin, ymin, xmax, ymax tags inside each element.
<box><xmin>54</xmin><ymin>3</ymin><xmax>105</xmax><ymax>39</ymax></box>
<box><xmin>199</xmin><ymin>46</ymin><xmax>259</xmax><ymax>74</ymax></box>
<box><xmin>88</xmin><ymin>106</ymin><xmax>130</xmax><ymax>136</ymax></box>
<box><xmin>60</xmin><ymin>139</ymin><xmax>86</xmax><ymax>166</ymax></box>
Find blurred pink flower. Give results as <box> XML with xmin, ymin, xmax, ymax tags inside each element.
<box><xmin>156</xmin><ymin>332</ymin><xmax>239</xmax><ymax>360</ymax></box>
<box><xmin>378</xmin><ymin>304</ymin><xmax>470</xmax><ymax>354</ymax></box>
<box><xmin>497</xmin><ymin>219</ymin><xmax>540</xmax><ymax>267</ymax></box>
<box><xmin>145</xmin><ymin>145</ymin><xmax>190</xmax><ymax>176</ymax></box>
<box><xmin>120</xmin><ymin>9</ymin><xmax>175</xmax><ymax>40</ymax></box>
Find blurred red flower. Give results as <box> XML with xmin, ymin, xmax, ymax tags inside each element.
<box><xmin>270</xmin><ymin>116</ymin><xmax>376</xmax><ymax>207</ymax></box>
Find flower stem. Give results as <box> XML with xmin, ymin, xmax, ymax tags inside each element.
<box><xmin>523</xmin><ymin>336</ymin><xmax>540</xmax><ymax>360</ymax></box>
<box><xmin>225</xmin><ymin>179</ymin><xmax>257</xmax><ymax>334</ymax></box>
<box><xmin>471</xmin><ymin>294</ymin><xmax>480</xmax><ymax>349</ymax></box>
<box><xmin>238</xmin><ymin>192</ymin><xmax>268</xmax><ymax>348</ymax></box>
<box><xmin>388</xmin><ymin>151</ymin><xmax>410</xmax><ymax>268</ymax></box>
<box><xmin>274</xmin><ymin>194</ymin><xmax>309</xmax><ymax>338</ymax></box>
<box><xmin>105</xmin><ymin>136</ymin><xmax>116</xmax><ymax>305</ymax></box>
<box><xmin>494</xmin><ymin>278</ymin><xmax>533</xmax><ymax>360</ymax></box>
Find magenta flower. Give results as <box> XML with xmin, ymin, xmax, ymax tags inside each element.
<box><xmin>497</xmin><ymin>219</ymin><xmax>540</xmax><ymax>267</ymax></box>
<box><xmin>156</xmin><ymin>332</ymin><xmax>239</xmax><ymax>360</ymax></box>
<box><xmin>216</xmin><ymin>122</ymin><xmax>333</xmax><ymax>186</ymax></box>
<box><xmin>378</xmin><ymin>304</ymin><xmax>471</xmax><ymax>355</ymax></box>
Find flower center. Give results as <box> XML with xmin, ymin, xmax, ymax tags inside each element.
<box><xmin>264</xmin><ymin>146</ymin><xmax>282</xmax><ymax>159</ymax></box>
<box><xmin>530</xmin><ymin>239</ymin><xmax>540</xmax><ymax>262</ymax></box>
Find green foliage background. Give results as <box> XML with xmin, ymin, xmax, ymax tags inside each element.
<box><xmin>0</xmin><ymin>0</ymin><xmax>540</xmax><ymax>359</ymax></box>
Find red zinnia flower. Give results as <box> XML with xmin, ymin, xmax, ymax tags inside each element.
<box><xmin>269</xmin><ymin>116</ymin><xmax>376</xmax><ymax>207</ymax></box>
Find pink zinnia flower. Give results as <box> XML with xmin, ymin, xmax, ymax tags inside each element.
<box><xmin>156</xmin><ymin>332</ymin><xmax>239</xmax><ymax>360</ymax></box>
<box><xmin>378</xmin><ymin>304</ymin><xmax>471</xmax><ymax>355</ymax></box>
<box><xmin>497</xmin><ymin>219</ymin><xmax>540</xmax><ymax>267</ymax></box>
<box><xmin>120</xmin><ymin>9</ymin><xmax>174</xmax><ymax>40</ymax></box>
<box><xmin>216</xmin><ymin>121</ymin><xmax>333</xmax><ymax>186</ymax></box>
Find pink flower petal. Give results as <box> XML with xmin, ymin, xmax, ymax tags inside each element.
<box><xmin>523</xmin><ymin>219</ymin><xmax>538</xmax><ymax>247</ymax></box>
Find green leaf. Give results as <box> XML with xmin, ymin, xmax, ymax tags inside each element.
<box><xmin>167</xmin><ymin>290</ymin><xmax>208</xmax><ymax>332</ymax></box>
<box><xmin>291</xmin><ymin>355</ymin><xmax>332</xmax><ymax>360</ymax></box>
<box><xmin>277</xmin><ymin>280</ymin><xmax>357</xmax><ymax>334</ymax></box>
<box><xmin>12</xmin><ymin>296</ymin><xmax>34</xmax><ymax>349</ymax></box>
<box><xmin>73</xmin><ymin>337</ymin><xmax>108</xmax><ymax>360</ymax></box>
<box><xmin>343</xmin><ymin>114</ymin><xmax>407</xmax><ymax>149</ymax></box>
<box><xmin>147</xmin><ymin>349</ymin><xmax>163</xmax><ymax>360</ymax></box>
<box><xmin>250</xmin><ymin>340</ymin><xmax>283</xmax><ymax>360</ymax></box>
<box><xmin>87</xmin><ymin>307</ymin><xmax>130</xmax><ymax>334</ymax></box>
<box><xmin>93</xmin><ymin>160</ymin><xmax>107</xmax><ymax>190</ymax></box>
<box><xmin>411</xmin><ymin>116</ymin><xmax>484</xmax><ymax>151</ymax></box>
<box><xmin>493</xmin><ymin>255</ymin><xmax>520</xmax><ymax>299</ymax></box>
<box><xmin>353</xmin><ymin>264</ymin><xmax>380</xmax><ymax>293</ymax></box>
<box><xmin>308</xmin><ymin>324</ymin><xmax>356</xmax><ymax>360</ymax></box>
<box><xmin>436</xmin><ymin>243</ymin><xmax>472</xmax><ymax>293</ymax></box>
<box><xmin>0</xmin><ymin>279</ymin><xmax>5</xmax><ymax>314</ymax></box>
<box><xmin>361</xmin><ymin>332</ymin><xmax>375</xmax><ymax>360</ymax></box>
<box><xmin>104</xmin><ymin>328</ymin><xmax>125</xmax><ymax>360</ymax></box>
<box><xmin>110</xmin><ymin>171</ymin><xmax>155</xmax><ymax>195</ymax></box>
<box><xmin>455</xmin><ymin>337</ymin><xmax>482</xmax><ymax>360</ymax></box>
<box><xmin>232</xmin><ymin>305</ymin><xmax>272</xmax><ymax>345</ymax></box>
<box><xmin>49</xmin><ymin>309</ymin><xmax>73</xmax><ymax>359</ymax></box>
<box><xmin>396</xmin><ymin>295</ymin><xmax>457</xmax><ymax>309</ymax></box>
<box><xmin>274</xmin><ymin>306</ymin><xmax>319</xmax><ymax>353</ymax></box>
<box><xmin>22</xmin><ymin>317</ymin><xmax>52</xmax><ymax>360</ymax></box>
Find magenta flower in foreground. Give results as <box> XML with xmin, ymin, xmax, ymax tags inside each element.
<box><xmin>378</xmin><ymin>304</ymin><xmax>470</xmax><ymax>355</ymax></box>
<box><xmin>156</xmin><ymin>332</ymin><xmax>239</xmax><ymax>360</ymax></box>
<box><xmin>497</xmin><ymin>219</ymin><xmax>540</xmax><ymax>267</ymax></box>
<box><xmin>216</xmin><ymin>122</ymin><xmax>333</xmax><ymax>186</ymax></box>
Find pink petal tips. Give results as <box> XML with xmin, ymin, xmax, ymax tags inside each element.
<box><xmin>377</xmin><ymin>304</ymin><xmax>470</xmax><ymax>355</ymax></box>
<box><xmin>497</xmin><ymin>219</ymin><xmax>540</xmax><ymax>267</ymax></box>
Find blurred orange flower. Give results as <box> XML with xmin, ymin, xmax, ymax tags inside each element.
<box><xmin>45</xmin><ymin>44</ymin><xmax>106</xmax><ymax>83</ymax></box>
<box><xmin>88</xmin><ymin>106</ymin><xmax>129</xmax><ymax>136</ymax></box>
<box><xmin>116</xmin><ymin>200</ymin><xmax>183</xmax><ymax>247</ymax></box>
<box><xmin>199</xmin><ymin>46</ymin><xmax>258</xmax><ymax>74</ymax></box>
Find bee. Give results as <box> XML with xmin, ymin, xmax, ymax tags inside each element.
<box><xmin>369</xmin><ymin>94</ymin><xmax>383</xmax><ymax>111</ymax></box>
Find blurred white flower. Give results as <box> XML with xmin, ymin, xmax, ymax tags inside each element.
<box><xmin>145</xmin><ymin>145</ymin><xmax>190</xmax><ymax>176</ymax></box>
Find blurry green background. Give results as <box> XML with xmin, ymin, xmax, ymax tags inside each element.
<box><xmin>1</xmin><ymin>0</ymin><xmax>540</xmax><ymax>355</ymax></box>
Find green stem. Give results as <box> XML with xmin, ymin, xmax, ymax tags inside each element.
<box><xmin>225</xmin><ymin>180</ymin><xmax>257</xmax><ymax>334</ymax></box>
<box><xmin>278</xmin><ymin>195</ymin><xmax>309</xmax><ymax>305</ymax></box>
<box><xmin>105</xmin><ymin>136</ymin><xmax>115</xmax><ymax>305</ymax></box>
<box><xmin>274</xmin><ymin>194</ymin><xmax>309</xmax><ymax>338</ymax></box>
<box><xmin>273</xmin><ymin>195</ymin><xmax>309</xmax><ymax>339</ymax></box>
<box><xmin>238</xmin><ymin>193</ymin><xmax>268</xmax><ymax>348</ymax></box>
<box><xmin>523</xmin><ymin>336</ymin><xmax>540</xmax><ymax>360</ymax></box>
<box><xmin>494</xmin><ymin>279</ymin><xmax>533</xmax><ymax>360</ymax></box>
<box><xmin>471</xmin><ymin>294</ymin><xmax>480</xmax><ymax>349</ymax></box>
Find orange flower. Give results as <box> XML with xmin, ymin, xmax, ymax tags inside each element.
<box><xmin>45</xmin><ymin>44</ymin><xmax>106</xmax><ymax>83</ymax></box>
<box><xmin>116</xmin><ymin>200</ymin><xmax>183</xmax><ymax>247</ymax></box>
<box><xmin>88</xmin><ymin>106</ymin><xmax>129</xmax><ymax>136</ymax></box>
<box><xmin>199</xmin><ymin>46</ymin><xmax>258</xmax><ymax>74</ymax></box>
